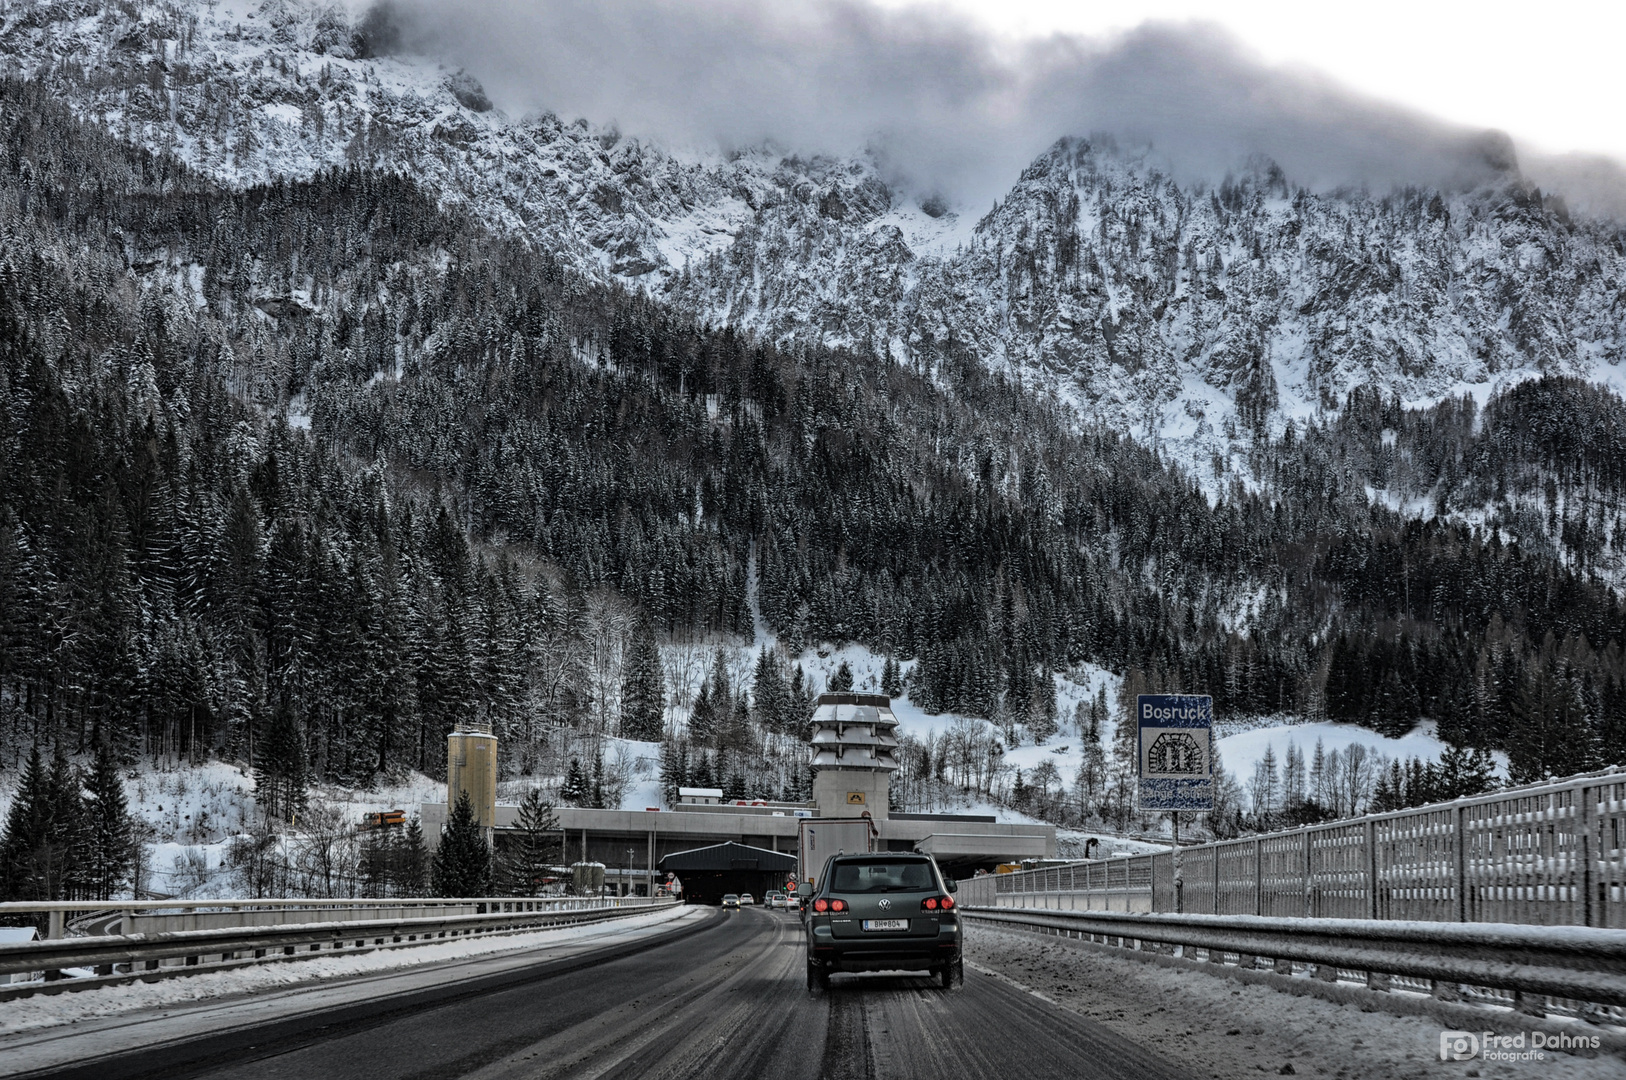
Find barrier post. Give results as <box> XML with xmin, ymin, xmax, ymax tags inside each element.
<box><xmin>1301</xmin><ymin>829</ymin><xmax>1312</xmax><ymax>918</ymax></box>
<box><xmin>1576</xmin><ymin>783</ymin><xmax>1596</xmax><ymax>927</ymax></box>
<box><xmin>1365</xmin><ymin>819</ymin><xmax>1379</xmax><ymax>921</ymax></box>
<box><xmin>1254</xmin><ymin>839</ymin><xmax>1263</xmax><ymax>916</ymax></box>
<box><xmin>1454</xmin><ymin>803</ymin><xmax>1468</xmax><ymax>923</ymax></box>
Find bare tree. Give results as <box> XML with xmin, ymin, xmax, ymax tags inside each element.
<box><xmin>1342</xmin><ymin>744</ymin><xmax>1379</xmax><ymax>818</ymax></box>
<box><xmin>1249</xmin><ymin>744</ymin><xmax>1279</xmax><ymax>828</ymax></box>
<box><xmin>292</xmin><ymin>799</ymin><xmax>361</xmax><ymax>897</ymax></box>
<box><xmin>583</xmin><ymin>590</ymin><xmax>634</xmax><ymax>738</ymax></box>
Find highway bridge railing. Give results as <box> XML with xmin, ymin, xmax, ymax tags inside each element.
<box><xmin>0</xmin><ymin>894</ymin><xmax>626</xmax><ymax>940</ymax></box>
<box><xmin>961</xmin><ymin>906</ymin><xmax>1626</xmax><ymax>1024</ymax></box>
<box><xmin>0</xmin><ymin>895</ymin><xmax>673</xmax><ymax>991</ymax></box>
<box><xmin>958</xmin><ymin>767</ymin><xmax>1626</xmax><ymax>928</ymax></box>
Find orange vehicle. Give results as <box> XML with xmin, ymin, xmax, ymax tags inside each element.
<box><xmin>361</xmin><ymin>809</ymin><xmax>407</xmax><ymax>829</ymax></box>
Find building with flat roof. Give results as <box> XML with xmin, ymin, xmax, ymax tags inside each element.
<box><xmin>422</xmin><ymin>692</ymin><xmax>1056</xmax><ymax>889</ymax></box>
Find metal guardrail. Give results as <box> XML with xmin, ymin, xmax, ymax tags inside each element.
<box><xmin>960</xmin><ymin>769</ymin><xmax>1626</xmax><ymax>928</ymax></box>
<box><xmin>961</xmin><ymin>906</ymin><xmax>1626</xmax><ymax>1016</ymax></box>
<box><xmin>0</xmin><ymin>895</ymin><xmax>621</xmax><ymax>939</ymax></box>
<box><xmin>0</xmin><ymin>897</ymin><xmax>671</xmax><ymax>986</ymax></box>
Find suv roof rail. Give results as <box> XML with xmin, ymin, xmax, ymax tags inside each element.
<box><xmin>814</xmin><ymin>692</ymin><xmax>892</xmax><ymax>707</ymax></box>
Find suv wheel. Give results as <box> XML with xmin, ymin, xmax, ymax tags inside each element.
<box><xmin>940</xmin><ymin>958</ymin><xmax>962</xmax><ymax>990</ymax></box>
<box><xmin>806</xmin><ymin>958</ymin><xmax>828</xmax><ymax>993</ymax></box>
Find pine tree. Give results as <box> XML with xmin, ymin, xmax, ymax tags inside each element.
<box><xmin>560</xmin><ymin>758</ymin><xmax>589</xmax><ymax>806</ymax></box>
<box><xmin>751</xmin><ymin>646</ymin><xmax>792</xmax><ymax>734</ymax></box>
<box><xmin>691</xmin><ymin>752</ymin><xmax>715</xmax><ymax>791</ymax></box>
<box><xmin>687</xmin><ymin>680</ymin><xmax>717</xmax><ymax>746</ymax></box>
<box><xmin>1026</xmin><ymin>669</ymin><xmax>1059</xmax><ymax>743</ymax></box>
<box><xmin>590</xmin><ymin>749</ymin><xmax>606</xmax><ymax>809</ymax></box>
<box><xmin>431</xmin><ymin>791</ymin><xmax>491</xmax><ymax>897</ymax></box>
<box><xmin>45</xmin><ymin>745</ymin><xmax>88</xmax><ymax>900</ymax></box>
<box><xmin>789</xmin><ymin>665</ymin><xmax>814</xmax><ymax>732</ymax></box>
<box><xmin>619</xmin><ymin>616</ymin><xmax>666</xmax><ymax>742</ymax></box>
<box><xmin>398</xmin><ymin>816</ymin><xmax>430</xmax><ymax>896</ymax></box>
<box><xmin>0</xmin><ymin>746</ymin><xmax>53</xmax><ymax>901</ymax></box>
<box><xmin>703</xmin><ymin>648</ymin><xmax>734</xmax><ymax>735</ymax></box>
<box><xmin>84</xmin><ymin>741</ymin><xmax>134</xmax><ymax>901</ymax></box>
<box><xmin>658</xmin><ymin>736</ymin><xmax>688</xmax><ymax>806</ymax></box>
<box><xmin>829</xmin><ymin>660</ymin><xmax>854</xmax><ymax>692</ymax></box>
<box><xmin>257</xmin><ymin>698</ymin><xmax>310</xmax><ymax>822</ymax></box>
<box><xmin>880</xmin><ymin>656</ymin><xmax>902</xmax><ymax>698</ymax></box>
<box><xmin>497</xmin><ymin>788</ymin><xmax>558</xmax><ymax>896</ymax></box>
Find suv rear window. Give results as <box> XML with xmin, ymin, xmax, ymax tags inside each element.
<box><xmin>829</xmin><ymin>860</ymin><xmax>936</xmax><ymax>893</ymax></box>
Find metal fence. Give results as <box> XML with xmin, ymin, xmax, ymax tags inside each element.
<box><xmin>958</xmin><ymin>769</ymin><xmax>1626</xmax><ymax>928</ymax></box>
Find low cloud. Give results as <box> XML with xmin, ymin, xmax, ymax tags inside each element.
<box><xmin>368</xmin><ymin>0</ymin><xmax>1625</xmax><ymax>213</ymax></box>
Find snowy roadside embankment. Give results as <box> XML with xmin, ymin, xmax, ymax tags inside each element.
<box><xmin>0</xmin><ymin>904</ymin><xmax>700</xmax><ymax>1037</ymax></box>
<box><xmin>964</xmin><ymin>925</ymin><xmax>1626</xmax><ymax>1080</ymax></box>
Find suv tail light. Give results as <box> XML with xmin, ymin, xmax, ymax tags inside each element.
<box><xmin>830</xmin><ymin>899</ymin><xmax>847</xmax><ymax>912</ymax></box>
<box><xmin>921</xmin><ymin>896</ymin><xmax>955</xmax><ymax>911</ymax></box>
<box><xmin>813</xmin><ymin>898</ymin><xmax>829</xmax><ymax>913</ymax></box>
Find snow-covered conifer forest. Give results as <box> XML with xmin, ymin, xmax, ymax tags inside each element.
<box><xmin>2</xmin><ymin>0</ymin><xmax>1626</xmax><ymax>899</ymax></box>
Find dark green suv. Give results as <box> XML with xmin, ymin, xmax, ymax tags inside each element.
<box><xmin>799</xmin><ymin>853</ymin><xmax>962</xmax><ymax>991</ymax></box>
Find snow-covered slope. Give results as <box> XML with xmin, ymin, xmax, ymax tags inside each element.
<box><xmin>11</xmin><ymin>0</ymin><xmax>1625</xmax><ymax>488</ymax></box>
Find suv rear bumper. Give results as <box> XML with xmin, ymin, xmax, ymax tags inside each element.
<box><xmin>809</xmin><ymin>940</ymin><xmax>961</xmax><ymax>972</ymax></box>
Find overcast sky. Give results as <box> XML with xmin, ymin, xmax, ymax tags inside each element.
<box><xmin>385</xmin><ymin>0</ymin><xmax>1626</xmax><ymax>214</ymax></box>
<box><xmin>883</xmin><ymin>0</ymin><xmax>1625</xmax><ymax>164</ymax></box>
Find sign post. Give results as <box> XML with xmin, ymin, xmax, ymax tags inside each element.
<box><xmin>1138</xmin><ymin>694</ymin><xmax>1213</xmax><ymax>913</ymax></box>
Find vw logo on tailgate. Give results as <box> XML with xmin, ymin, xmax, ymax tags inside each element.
<box><xmin>878</xmin><ymin>898</ymin><xmax>891</xmax><ymax>910</ymax></box>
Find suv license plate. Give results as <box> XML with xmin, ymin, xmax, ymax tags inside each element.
<box><xmin>863</xmin><ymin>919</ymin><xmax>909</xmax><ymax>931</ymax></box>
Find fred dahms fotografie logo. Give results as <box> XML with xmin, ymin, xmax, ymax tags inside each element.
<box><xmin>1440</xmin><ymin>1030</ymin><xmax>1601</xmax><ymax>1062</ymax></box>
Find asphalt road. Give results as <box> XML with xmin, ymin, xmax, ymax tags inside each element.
<box><xmin>18</xmin><ymin>907</ymin><xmax>1183</xmax><ymax>1080</ymax></box>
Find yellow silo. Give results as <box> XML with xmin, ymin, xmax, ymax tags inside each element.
<box><xmin>447</xmin><ymin>722</ymin><xmax>498</xmax><ymax>829</ymax></box>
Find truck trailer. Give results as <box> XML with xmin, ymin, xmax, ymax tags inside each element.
<box><xmin>797</xmin><ymin>816</ymin><xmax>878</xmax><ymax>889</ymax></box>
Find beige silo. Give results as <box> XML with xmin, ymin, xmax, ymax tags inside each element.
<box><xmin>447</xmin><ymin>721</ymin><xmax>498</xmax><ymax>830</ymax></box>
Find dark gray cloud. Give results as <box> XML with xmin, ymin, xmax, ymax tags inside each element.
<box><xmin>371</xmin><ymin>0</ymin><xmax>1626</xmax><ymax>214</ymax></box>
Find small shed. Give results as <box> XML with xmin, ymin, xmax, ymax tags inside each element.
<box><xmin>657</xmin><ymin>841</ymin><xmax>798</xmax><ymax>905</ymax></box>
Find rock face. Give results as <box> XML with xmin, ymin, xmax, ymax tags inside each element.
<box><xmin>8</xmin><ymin>0</ymin><xmax>1626</xmax><ymax>478</ymax></box>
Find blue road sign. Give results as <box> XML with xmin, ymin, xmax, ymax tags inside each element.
<box><xmin>1136</xmin><ymin>694</ymin><xmax>1214</xmax><ymax>812</ymax></box>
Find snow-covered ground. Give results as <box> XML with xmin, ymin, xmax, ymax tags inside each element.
<box><xmin>1218</xmin><ymin>719</ymin><xmax>1510</xmax><ymax>796</ymax></box>
<box><xmin>0</xmin><ymin>758</ymin><xmax>467</xmax><ymax>899</ymax></box>
<box><xmin>965</xmin><ymin>925</ymin><xmax>1626</xmax><ymax>1080</ymax></box>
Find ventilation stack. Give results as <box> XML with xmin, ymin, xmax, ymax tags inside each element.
<box><xmin>809</xmin><ymin>692</ymin><xmax>899</xmax><ymax>820</ymax></box>
<box><xmin>447</xmin><ymin>719</ymin><xmax>498</xmax><ymax>832</ymax></box>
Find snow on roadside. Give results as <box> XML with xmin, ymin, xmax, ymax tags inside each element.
<box><xmin>965</xmin><ymin>925</ymin><xmax>1626</xmax><ymax>1080</ymax></box>
<box><xmin>0</xmin><ymin>905</ymin><xmax>700</xmax><ymax>1037</ymax></box>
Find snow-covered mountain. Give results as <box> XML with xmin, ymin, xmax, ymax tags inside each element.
<box><xmin>6</xmin><ymin>0</ymin><xmax>1626</xmax><ymax>483</ymax></box>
